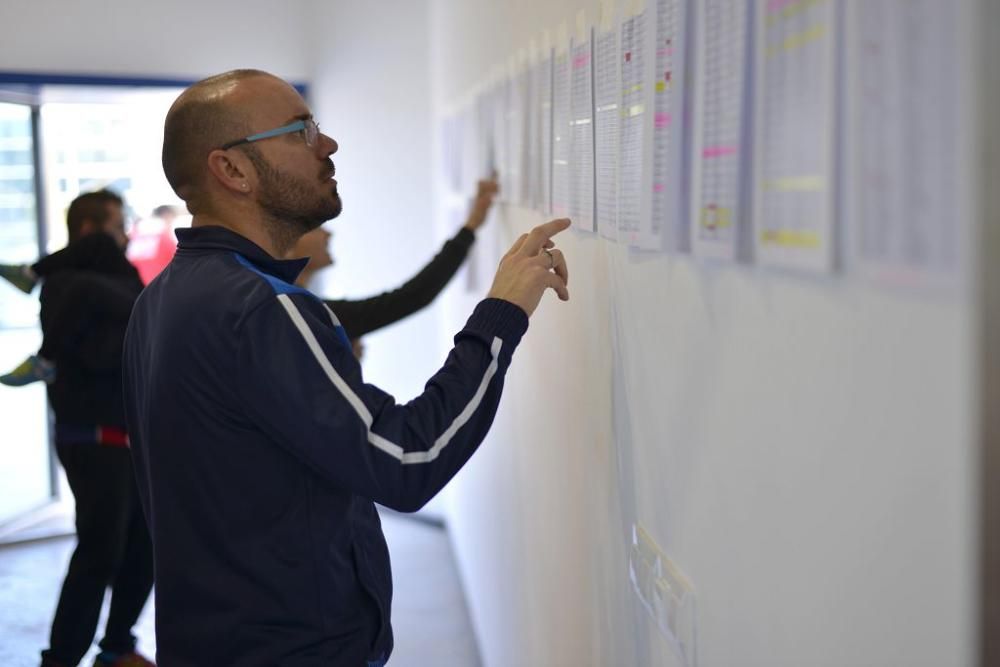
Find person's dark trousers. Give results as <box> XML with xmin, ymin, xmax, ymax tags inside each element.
<box><xmin>41</xmin><ymin>443</ymin><xmax>154</xmax><ymax>667</ymax></box>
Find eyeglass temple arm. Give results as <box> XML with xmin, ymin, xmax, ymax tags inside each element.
<box><xmin>220</xmin><ymin>120</ymin><xmax>308</xmax><ymax>150</ymax></box>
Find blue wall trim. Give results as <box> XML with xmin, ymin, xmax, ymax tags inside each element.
<box><xmin>0</xmin><ymin>71</ymin><xmax>309</xmax><ymax>97</ymax></box>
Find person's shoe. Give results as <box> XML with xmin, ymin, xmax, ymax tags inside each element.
<box><xmin>0</xmin><ymin>263</ymin><xmax>37</xmax><ymax>294</ymax></box>
<box><xmin>93</xmin><ymin>651</ymin><xmax>156</xmax><ymax>667</ymax></box>
<box><xmin>0</xmin><ymin>355</ymin><xmax>55</xmax><ymax>387</ymax></box>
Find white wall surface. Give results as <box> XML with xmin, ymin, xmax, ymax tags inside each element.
<box><xmin>306</xmin><ymin>0</ymin><xmax>454</xmax><ymax>518</ymax></box>
<box><xmin>0</xmin><ymin>1</ymin><xmax>982</xmax><ymax>664</ymax></box>
<box><xmin>432</xmin><ymin>1</ymin><xmax>979</xmax><ymax>666</ymax></box>
<box><xmin>0</xmin><ymin>0</ymin><xmax>444</xmax><ymax>402</ymax></box>
<box><xmin>306</xmin><ymin>0</ymin><xmax>443</xmax><ymax>405</ymax></box>
<box><xmin>0</xmin><ymin>0</ymin><xmax>311</xmax><ymax>82</ymax></box>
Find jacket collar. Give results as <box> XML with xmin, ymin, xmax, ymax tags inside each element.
<box><xmin>175</xmin><ymin>225</ymin><xmax>309</xmax><ymax>285</ymax></box>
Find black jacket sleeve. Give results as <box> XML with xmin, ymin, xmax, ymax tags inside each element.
<box><xmin>326</xmin><ymin>227</ymin><xmax>475</xmax><ymax>339</ymax></box>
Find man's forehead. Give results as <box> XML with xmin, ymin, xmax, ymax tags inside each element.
<box><xmin>236</xmin><ymin>75</ymin><xmax>311</xmax><ymax>124</ymax></box>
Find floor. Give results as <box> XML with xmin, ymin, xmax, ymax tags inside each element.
<box><xmin>0</xmin><ymin>511</ymin><xmax>481</xmax><ymax>666</ymax></box>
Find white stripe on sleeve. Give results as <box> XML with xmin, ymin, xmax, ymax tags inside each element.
<box><xmin>276</xmin><ymin>294</ymin><xmax>502</xmax><ymax>465</ymax></box>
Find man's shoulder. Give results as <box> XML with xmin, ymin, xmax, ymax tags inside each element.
<box><xmin>153</xmin><ymin>249</ymin><xmax>264</xmax><ymax>297</ymax></box>
<box><xmin>142</xmin><ymin>250</ymin><xmax>324</xmax><ymax>328</ymax></box>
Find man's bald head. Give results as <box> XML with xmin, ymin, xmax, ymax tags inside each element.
<box><xmin>162</xmin><ymin>69</ymin><xmax>271</xmax><ymax>211</ymax></box>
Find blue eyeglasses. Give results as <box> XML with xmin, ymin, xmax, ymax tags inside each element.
<box><xmin>220</xmin><ymin>118</ymin><xmax>320</xmax><ymax>150</ymax></box>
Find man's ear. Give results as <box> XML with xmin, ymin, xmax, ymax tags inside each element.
<box><xmin>206</xmin><ymin>148</ymin><xmax>254</xmax><ymax>195</ymax></box>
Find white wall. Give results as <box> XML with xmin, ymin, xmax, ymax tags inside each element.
<box><xmin>0</xmin><ymin>2</ymin><xmax>982</xmax><ymax>664</ymax></box>
<box><xmin>432</xmin><ymin>1</ymin><xmax>979</xmax><ymax>666</ymax></box>
<box><xmin>306</xmin><ymin>0</ymin><xmax>444</xmax><ymax>404</ymax></box>
<box><xmin>0</xmin><ymin>0</ymin><xmax>444</xmax><ymax>402</ymax></box>
<box><xmin>0</xmin><ymin>0</ymin><xmax>311</xmax><ymax>82</ymax></box>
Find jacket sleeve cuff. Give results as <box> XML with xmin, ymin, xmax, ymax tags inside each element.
<box><xmin>462</xmin><ymin>298</ymin><xmax>529</xmax><ymax>350</ymax></box>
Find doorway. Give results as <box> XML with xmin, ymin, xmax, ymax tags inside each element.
<box><xmin>0</xmin><ymin>80</ymin><xmax>186</xmax><ymax>543</ymax></box>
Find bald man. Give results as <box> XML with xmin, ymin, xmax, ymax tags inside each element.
<box><xmin>122</xmin><ymin>69</ymin><xmax>570</xmax><ymax>666</ymax></box>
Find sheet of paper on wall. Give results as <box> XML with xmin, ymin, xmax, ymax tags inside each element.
<box><xmin>651</xmin><ymin>0</ymin><xmax>691</xmax><ymax>253</ymax></box>
<box><xmin>525</xmin><ymin>50</ymin><xmax>539</xmax><ymax>212</ymax></box>
<box><xmin>439</xmin><ymin>111</ymin><xmax>463</xmax><ymax>197</ymax></box>
<box><xmin>569</xmin><ymin>12</ymin><xmax>596</xmax><ymax>233</ymax></box>
<box><xmin>534</xmin><ymin>36</ymin><xmax>555</xmax><ymax>216</ymax></box>
<box><xmin>752</xmin><ymin>0</ymin><xmax>838</xmax><ymax>273</ymax></box>
<box><xmin>551</xmin><ymin>25</ymin><xmax>572</xmax><ymax>218</ymax></box>
<box><xmin>491</xmin><ymin>70</ymin><xmax>512</xmax><ymax>205</ymax></box>
<box><xmin>616</xmin><ymin>0</ymin><xmax>655</xmax><ymax>248</ymax></box>
<box><xmin>460</xmin><ymin>101</ymin><xmax>482</xmax><ymax>196</ymax></box>
<box><xmin>518</xmin><ymin>55</ymin><xmax>534</xmax><ymax>209</ymax></box>
<box><xmin>594</xmin><ymin>0</ymin><xmax>620</xmax><ymax>240</ymax></box>
<box><xmin>506</xmin><ymin>53</ymin><xmax>531</xmax><ymax>207</ymax></box>
<box><xmin>689</xmin><ymin>0</ymin><xmax>753</xmax><ymax>262</ymax></box>
<box><xmin>461</xmin><ymin>178</ymin><xmax>502</xmax><ymax>295</ymax></box>
<box><xmin>846</xmin><ymin>0</ymin><xmax>967</xmax><ymax>285</ymax></box>
<box><xmin>476</xmin><ymin>88</ymin><xmax>495</xmax><ymax>182</ymax></box>
<box><xmin>525</xmin><ymin>42</ymin><xmax>544</xmax><ymax>212</ymax></box>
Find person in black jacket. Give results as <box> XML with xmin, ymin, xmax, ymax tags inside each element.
<box><xmin>123</xmin><ymin>68</ymin><xmax>569</xmax><ymax>666</ymax></box>
<box><xmin>22</xmin><ymin>190</ymin><xmax>155</xmax><ymax>667</ymax></box>
<box><xmin>290</xmin><ymin>178</ymin><xmax>498</xmax><ymax>358</ymax></box>
<box><xmin>0</xmin><ymin>204</ymin><xmax>142</xmax><ymax>387</ymax></box>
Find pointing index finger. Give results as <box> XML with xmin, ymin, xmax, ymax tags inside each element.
<box><xmin>519</xmin><ymin>218</ymin><xmax>571</xmax><ymax>257</ymax></box>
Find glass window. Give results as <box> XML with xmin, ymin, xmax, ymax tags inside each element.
<box><xmin>0</xmin><ymin>101</ymin><xmax>50</xmax><ymax>525</ymax></box>
<box><xmin>0</xmin><ymin>103</ymin><xmax>38</xmax><ymax>329</ymax></box>
<box><xmin>40</xmin><ymin>93</ymin><xmax>182</xmax><ymax>252</ymax></box>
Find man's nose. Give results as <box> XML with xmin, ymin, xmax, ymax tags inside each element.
<box><xmin>320</xmin><ymin>133</ymin><xmax>338</xmax><ymax>156</ymax></box>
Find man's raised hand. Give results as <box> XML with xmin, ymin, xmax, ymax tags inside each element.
<box><xmin>487</xmin><ymin>218</ymin><xmax>571</xmax><ymax>317</ymax></box>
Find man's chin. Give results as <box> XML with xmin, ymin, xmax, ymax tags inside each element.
<box><xmin>307</xmin><ymin>200</ymin><xmax>341</xmax><ymax>228</ymax></box>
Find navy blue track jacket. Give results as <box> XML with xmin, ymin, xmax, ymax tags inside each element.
<box><xmin>122</xmin><ymin>225</ymin><xmax>528</xmax><ymax>666</ymax></box>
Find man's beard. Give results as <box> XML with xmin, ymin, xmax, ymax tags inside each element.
<box><xmin>245</xmin><ymin>148</ymin><xmax>342</xmax><ymax>251</ymax></box>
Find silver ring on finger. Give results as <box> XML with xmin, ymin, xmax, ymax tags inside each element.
<box><xmin>543</xmin><ymin>248</ymin><xmax>555</xmax><ymax>270</ymax></box>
